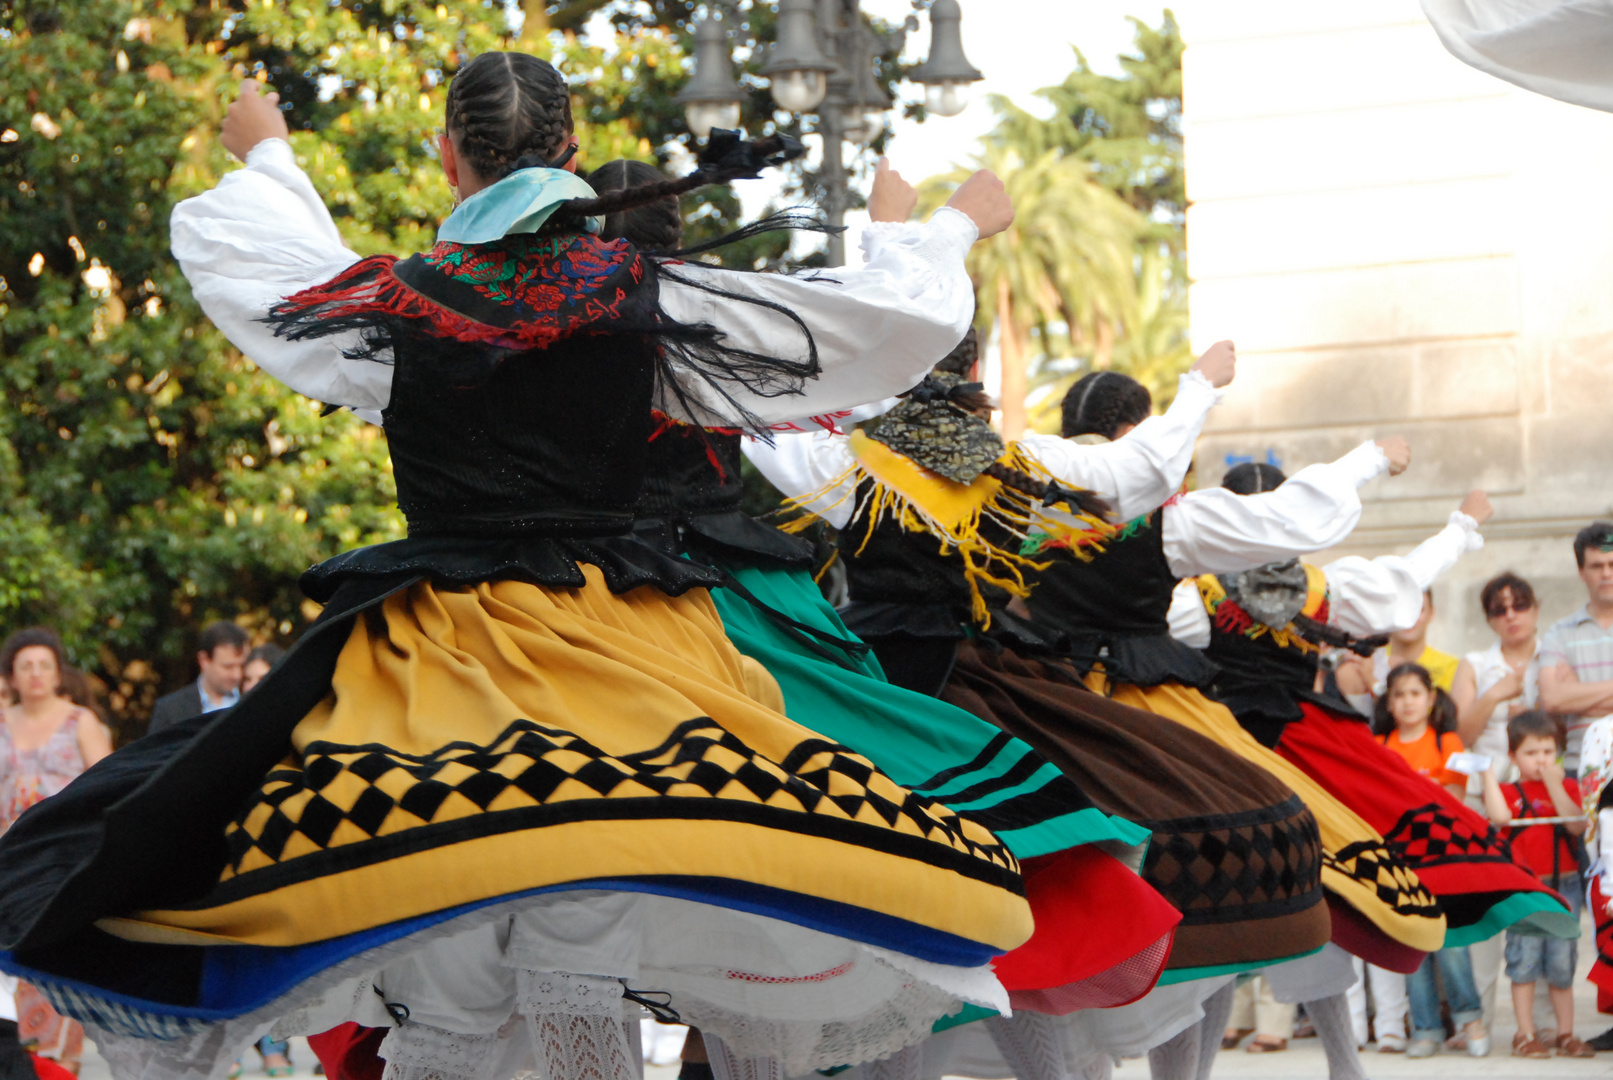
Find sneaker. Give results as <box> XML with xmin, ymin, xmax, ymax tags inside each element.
<box><xmin>1377</xmin><ymin>1034</ymin><xmax>1407</xmax><ymax>1054</ymax></box>
<box><xmin>1512</xmin><ymin>1032</ymin><xmax>1551</xmax><ymax>1059</ymax></box>
<box><xmin>1587</xmin><ymin>1027</ymin><xmax>1613</xmax><ymax>1052</ymax></box>
<box><xmin>1406</xmin><ymin>1039</ymin><xmax>1438</xmax><ymax>1059</ymax></box>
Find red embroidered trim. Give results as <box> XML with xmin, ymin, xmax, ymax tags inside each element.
<box><xmin>646</xmin><ymin>409</ymin><xmax>741</xmax><ymax>479</ymax></box>
<box><xmin>274</xmin><ymin>236</ymin><xmax>642</xmax><ymax>351</ymax></box>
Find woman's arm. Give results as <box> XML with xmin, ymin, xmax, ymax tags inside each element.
<box><xmin>658</xmin><ymin>172</ymin><xmax>1012</xmax><ymax>427</ymax></box>
<box><xmin>75</xmin><ymin>710</ymin><xmax>114</xmax><ymax>768</ymax></box>
<box><xmin>1156</xmin><ymin>439</ymin><xmax>1393</xmax><ymax>577</ymax></box>
<box><xmin>740</xmin><ymin>430</ymin><xmax>859</xmax><ymax>529</ymax></box>
<box><xmin>1323</xmin><ymin>493</ymin><xmax>1490</xmax><ymax>637</ymax></box>
<box><xmin>1017</xmin><ymin>344</ymin><xmax>1234</xmax><ymax>522</ymax></box>
<box><xmin>169</xmin><ymin>136</ymin><xmax>390</xmax><ymax>411</ymax></box>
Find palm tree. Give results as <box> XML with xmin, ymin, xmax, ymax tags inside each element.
<box><xmin>1025</xmin><ymin>244</ymin><xmax>1192</xmax><ymax>432</ymax></box>
<box><xmin>920</xmin><ymin>145</ymin><xmax>1143</xmax><ymax>440</ymax></box>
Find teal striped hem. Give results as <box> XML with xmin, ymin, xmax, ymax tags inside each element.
<box><xmin>993</xmin><ymin>805</ymin><xmax>1151</xmax><ymax>861</ymax></box>
<box><xmin>1156</xmin><ymin>945</ymin><xmax>1324</xmax><ymax>986</ymax></box>
<box><xmin>1443</xmin><ymin>891</ymin><xmax>1579</xmax><ymax>947</ymax></box>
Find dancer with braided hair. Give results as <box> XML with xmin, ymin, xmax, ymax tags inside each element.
<box><xmin>0</xmin><ymin>58</ymin><xmax>1036</xmax><ymax>1080</ymax></box>
<box><xmin>581</xmin><ymin>159</ymin><xmax>1190</xmax><ymax>1080</ymax></box>
<box><xmin>1161</xmin><ymin>464</ymin><xmax>1579</xmax><ymax>1058</ymax></box>
<box><xmin>747</xmin><ymin>336</ymin><xmax>1349</xmax><ymax>1080</ymax></box>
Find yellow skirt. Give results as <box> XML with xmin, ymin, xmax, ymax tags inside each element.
<box><xmin>1084</xmin><ymin>673</ymin><xmax>1447</xmax><ymax>955</ymax></box>
<box><xmin>114</xmin><ymin>568</ymin><xmax>1032</xmax><ymax>956</ymax></box>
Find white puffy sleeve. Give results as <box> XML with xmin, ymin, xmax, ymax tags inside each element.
<box><xmin>169</xmin><ymin>139</ymin><xmax>392</xmax><ymax>412</ymax></box>
<box><xmin>1167</xmin><ymin>578</ymin><xmax>1212</xmax><ymax>648</ymax></box>
<box><xmin>741</xmin><ymin>429</ymin><xmax>859</xmax><ymax>529</ymax></box>
<box><xmin>1420</xmin><ymin>0</ymin><xmax>1613</xmax><ymax>113</ymax></box>
<box><xmin>1015</xmin><ymin>370</ymin><xmax>1223</xmax><ymax>522</ymax></box>
<box><xmin>1322</xmin><ymin>511</ymin><xmax>1484</xmax><ymax>637</ymax></box>
<box><xmin>1159</xmin><ymin>440</ymin><xmax>1389</xmax><ymax>577</ymax></box>
<box><xmin>657</xmin><ymin>209</ymin><xmax>979</xmax><ymax>427</ymax></box>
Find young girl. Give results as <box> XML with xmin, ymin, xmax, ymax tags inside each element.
<box><xmin>0</xmin><ymin>56</ymin><xmax>1034</xmax><ymax>1080</ymax></box>
<box><xmin>1375</xmin><ymin>663</ymin><xmax>1467</xmax><ymax>799</ymax></box>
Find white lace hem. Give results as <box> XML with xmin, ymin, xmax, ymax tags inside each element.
<box><xmin>81</xmin><ymin>889</ymin><xmax>1007</xmax><ymax>1080</ymax></box>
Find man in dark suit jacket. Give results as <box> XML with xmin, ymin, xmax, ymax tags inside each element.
<box><xmin>147</xmin><ymin>621</ymin><xmax>251</xmax><ymax>734</ymax></box>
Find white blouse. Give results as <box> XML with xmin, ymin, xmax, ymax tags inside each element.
<box><xmin>1169</xmin><ymin>506</ymin><xmax>1486</xmax><ymax>647</ymax></box>
<box><xmin>742</xmin><ymin>369</ymin><xmax>1225</xmax><ymax>529</ymax></box>
<box><xmin>169</xmin><ymin>139</ymin><xmax>980</xmax><ymax>428</ymax></box>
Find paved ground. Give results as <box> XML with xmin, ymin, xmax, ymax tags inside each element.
<box><xmin>73</xmin><ymin>914</ymin><xmax>1613</xmax><ymax>1080</ymax></box>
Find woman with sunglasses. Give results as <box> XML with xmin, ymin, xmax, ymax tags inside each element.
<box><xmin>1452</xmin><ymin>572</ymin><xmax>1544</xmax><ymax>806</ymax></box>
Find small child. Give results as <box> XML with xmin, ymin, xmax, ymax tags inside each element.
<box><xmin>1481</xmin><ymin>710</ymin><xmax>1594</xmax><ymax>1058</ymax></box>
<box><xmin>1375</xmin><ymin>663</ymin><xmax>1489</xmax><ymax>1057</ymax></box>
<box><xmin>1373</xmin><ymin>662</ymin><xmax>1466</xmax><ymax>799</ymax></box>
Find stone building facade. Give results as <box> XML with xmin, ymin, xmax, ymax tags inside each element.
<box><xmin>1178</xmin><ymin>0</ymin><xmax>1613</xmax><ymax>653</ymax></box>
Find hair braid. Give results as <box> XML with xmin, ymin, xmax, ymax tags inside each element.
<box><xmin>981</xmin><ymin>462</ymin><xmax>1113</xmax><ymax>520</ymax></box>
<box><xmin>445</xmin><ymin>52</ymin><xmax>572</xmax><ymax>184</ymax></box>
<box><xmin>1060</xmin><ymin>371</ymin><xmax>1153</xmax><ymax>440</ymax></box>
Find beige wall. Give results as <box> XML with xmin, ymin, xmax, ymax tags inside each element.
<box><xmin>1177</xmin><ymin>0</ymin><xmax>1613</xmax><ymax>655</ymax></box>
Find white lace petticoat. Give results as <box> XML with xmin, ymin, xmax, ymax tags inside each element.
<box><xmin>84</xmin><ymin>889</ymin><xmax>1008</xmax><ymax>1080</ymax></box>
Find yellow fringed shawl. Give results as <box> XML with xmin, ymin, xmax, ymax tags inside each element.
<box><xmin>779</xmin><ymin>431</ymin><xmax>1112</xmax><ymax>627</ymax></box>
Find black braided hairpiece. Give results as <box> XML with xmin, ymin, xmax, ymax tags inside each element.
<box><xmin>981</xmin><ymin>462</ymin><xmax>1114</xmax><ymax>521</ymax></box>
<box><xmin>547</xmin><ymin>129</ymin><xmax>807</xmax><ymax>234</ymax></box>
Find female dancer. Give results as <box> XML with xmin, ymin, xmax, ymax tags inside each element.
<box><xmin>0</xmin><ymin>60</ymin><xmax>1037</xmax><ymax>1080</ymax></box>
<box><xmin>1176</xmin><ymin>462</ymin><xmax>1575</xmax><ymax>949</ymax></box>
<box><xmin>602</xmin><ymin>158</ymin><xmax>1183</xmax><ymax>1015</ymax></box>
<box><xmin>746</xmin><ymin>350</ymin><xmax>1337</xmax><ymax>1080</ymax></box>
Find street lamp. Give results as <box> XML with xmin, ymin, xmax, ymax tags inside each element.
<box><xmin>907</xmin><ymin>0</ymin><xmax>983</xmax><ymax>118</ymax></box>
<box><xmin>678</xmin><ymin>0</ymin><xmax>984</xmax><ymax>265</ymax></box>
<box><xmin>759</xmin><ymin>0</ymin><xmax>835</xmax><ymax>113</ymax></box>
<box><xmin>676</xmin><ymin>11</ymin><xmax>745</xmax><ymax>139</ymax></box>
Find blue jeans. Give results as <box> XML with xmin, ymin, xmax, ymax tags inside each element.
<box><xmin>1406</xmin><ymin>946</ymin><xmax>1482</xmax><ymax>1043</ymax></box>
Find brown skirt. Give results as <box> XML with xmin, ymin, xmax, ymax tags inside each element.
<box><xmin>940</xmin><ymin>642</ymin><xmax>1332</xmax><ymax>974</ymax></box>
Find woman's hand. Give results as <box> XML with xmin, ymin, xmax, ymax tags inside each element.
<box><xmin>1490</xmin><ymin>667</ymin><xmax>1524</xmax><ymax>703</ymax></box>
<box><xmin>944</xmin><ymin>170</ymin><xmax>1014</xmax><ymax>239</ymax></box>
<box><xmin>1459</xmin><ymin>488</ymin><xmax>1495</xmax><ymax>527</ymax></box>
<box><xmin>221</xmin><ymin>80</ymin><xmax>290</xmax><ymax>162</ymax></box>
<box><xmin>1190</xmin><ymin>340</ymin><xmax>1237</xmax><ymax>388</ymax></box>
<box><xmin>1375</xmin><ymin>436</ymin><xmax>1411</xmax><ymax>476</ymax></box>
<box><xmin>867</xmin><ymin>157</ymin><xmax>918</xmax><ymax>224</ymax></box>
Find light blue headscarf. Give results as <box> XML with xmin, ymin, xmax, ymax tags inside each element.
<box><xmin>437</xmin><ymin>167</ymin><xmax>603</xmax><ymax>244</ymax></box>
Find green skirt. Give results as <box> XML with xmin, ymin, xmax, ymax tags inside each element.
<box><xmin>711</xmin><ymin>562</ymin><xmax>1145</xmax><ymax>860</ymax></box>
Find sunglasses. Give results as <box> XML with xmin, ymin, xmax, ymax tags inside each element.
<box><xmin>1486</xmin><ymin>600</ymin><xmax>1533</xmax><ymax>617</ymax></box>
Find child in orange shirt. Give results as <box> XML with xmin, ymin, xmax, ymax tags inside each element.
<box><xmin>1374</xmin><ymin>663</ymin><xmax>1466</xmax><ymax>798</ymax></box>
<box><xmin>1374</xmin><ymin>663</ymin><xmax>1489</xmax><ymax>1057</ymax></box>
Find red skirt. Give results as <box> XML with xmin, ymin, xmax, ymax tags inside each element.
<box><xmin>1277</xmin><ymin>702</ymin><xmax>1573</xmax><ymax>945</ymax></box>
<box><xmin>1590</xmin><ymin>875</ymin><xmax>1613</xmax><ymax>1015</ymax></box>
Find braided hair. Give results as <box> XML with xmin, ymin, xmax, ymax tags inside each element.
<box><xmin>981</xmin><ymin>461</ymin><xmax>1112</xmax><ymax>520</ymax></box>
<box><xmin>444</xmin><ymin>52</ymin><xmax>574</xmax><ymax>184</ymax></box>
<box><xmin>589</xmin><ymin>159</ymin><xmax>683</xmax><ymax>253</ymax></box>
<box><xmin>1222</xmin><ymin>462</ymin><xmax>1287</xmax><ymax>495</ymax></box>
<box><xmin>1060</xmin><ymin>371</ymin><xmax>1152</xmax><ymax>440</ymax></box>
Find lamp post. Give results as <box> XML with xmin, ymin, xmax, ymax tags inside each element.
<box><xmin>678</xmin><ymin>0</ymin><xmax>984</xmax><ymax>266</ymax></box>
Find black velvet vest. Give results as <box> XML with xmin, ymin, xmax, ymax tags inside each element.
<box><xmin>1199</xmin><ymin>573</ymin><xmax>1362</xmax><ymax>746</ymax></box>
<box><xmin>836</xmin><ymin>478</ymin><xmax>977</xmax><ymax>641</ymax></box>
<box><xmin>1023</xmin><ymin>510</ymin><xmax>1217</xmax><ymax>687</ymax></box>
<box><xmin>634</xmin><ymin>424</ymin><xmax>813</xmax><ymax>567</ymax></box>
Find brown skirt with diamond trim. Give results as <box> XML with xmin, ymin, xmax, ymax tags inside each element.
<box><xmin>1076</xmin><ymin>669</ymin><xmax>1449</xmax><ymax>963</ymax></box>
<box><xmin>939</xmin><ymin>642</ymin><xmax>1332</xmax><ymax>974</ymax></box>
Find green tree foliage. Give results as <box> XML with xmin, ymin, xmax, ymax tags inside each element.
<box><xmin>936</xmin><ymin>12</ymin><xmax>1191</xmax><ymax>432</ymax></box>
<box><xmin>0</xmin><ymin>0</ymin><xmax>772</xmax><ymax>736</ymax></box>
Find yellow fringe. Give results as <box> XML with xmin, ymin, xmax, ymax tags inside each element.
<box><xmin>778</xmin><ymin>436</ymin><xmax>1112</xmax><ymax>628</ymax></box>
